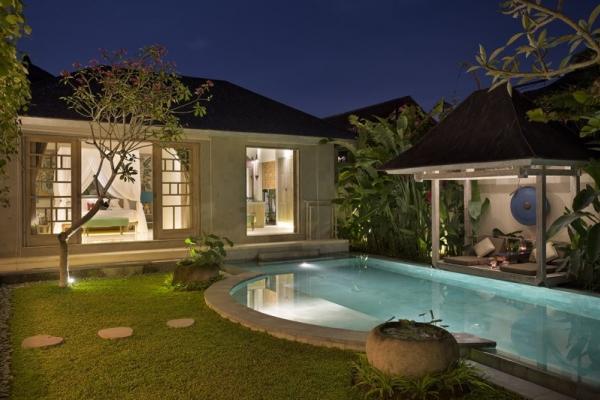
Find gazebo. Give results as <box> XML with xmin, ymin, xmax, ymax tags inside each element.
<box><xmin>383</xmin><ymin>87</ymin><xmax>591</xmax><ymax>286</ymax></box>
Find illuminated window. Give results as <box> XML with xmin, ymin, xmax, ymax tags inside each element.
<box><xmin>246</xmin><ymin>147</ymin><xmax>295</xmax><ymax>236</ymax></box>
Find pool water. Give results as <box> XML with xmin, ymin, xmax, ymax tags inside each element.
<box><xmin>230</xmin><ymin>256</ymin><xmax>600</xmax><ymax>387</ymax></box>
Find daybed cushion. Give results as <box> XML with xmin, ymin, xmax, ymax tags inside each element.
<box><xmin>530</xmin><ymin>242</ymin><xmax>559</xmax><ymax>263</ymax></box>
<box><xmin>474</xmin><ymin>237</ymin><xmax>495</xmax><ymax>257</ymax></box>
<box><xmin>443</xmin><ymin>256</ymin><xmax>488</xmax><ymax>266</ymax></box>
<box><xmin>499</xmin><ymin>263</ymin><xmax>557</xmax><ymax>276</ymax></box>
<box><xmin>488</xmin><ymin>236</ymin><xmax>506</xmax><ymax>255</ymax></box>
<box><xmin>84</xmin><ymin>217</ymin><xmax>129</xmax><ymax>228</ymax></box>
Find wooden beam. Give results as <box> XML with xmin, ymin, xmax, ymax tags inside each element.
<box><xmin>386</xmin><ymin>158</ymin><xmax>586</xmax><ymax>176</ymax></box>
<box><xmin>432</xmin><ymin>179</ymin><xmax>440</xmax><ymax>265</ymax></box>
<box><xmin>535</xmin><ymin>169</ymin><xmax>547</xmax><ymax>285</ymax></box>
<box><xmin>415</xmin><ymin>167</ymin><xmax>579</xmax><ymax>181</ymax></box>
<box><xmin>463</xmin><ymin>180</ymin><xmax>472</xmax><ymax>247</ymax></box>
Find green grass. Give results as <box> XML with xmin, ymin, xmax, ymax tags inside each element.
<box><xmin>9</xmin><ymin>274</ymin><xmax>521</xmax><ymax>400</ymax></box>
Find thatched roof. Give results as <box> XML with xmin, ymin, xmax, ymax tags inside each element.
<box><xmin>382</xmin><ymin>87</ymin><xmax>591</xmax><ymax>173</ymax></box>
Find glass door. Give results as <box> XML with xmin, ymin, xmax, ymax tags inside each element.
<box><xmin>154</xmin><ymin>144</ymin><xmax>198</xmax><ymax>239</ymax></box>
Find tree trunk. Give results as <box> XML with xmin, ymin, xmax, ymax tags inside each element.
<box><xmin>55</xmin><ymin>164</ymin><xmax>122</xmax><ymax>287</ymax></box>
<box><xmin>58</xmin><ymin>232</ymin><xmax>70</xmax><ymax>288</ymax></box>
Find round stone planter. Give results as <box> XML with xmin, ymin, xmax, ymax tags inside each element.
<box><xmin>172</xmin><ymin>263</ymin><xmax>219</xmax><ymax>286</ymax></box>
<box><xmin>365</xmin><ymin>320</ymin><xmax>459</xmax><ymax>377</ymax></box>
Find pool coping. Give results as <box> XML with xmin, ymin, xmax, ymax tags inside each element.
<box><xmin>204</xmin><ymin>272</ymin><xmax>368</xmax><ymax>350</ymax></box>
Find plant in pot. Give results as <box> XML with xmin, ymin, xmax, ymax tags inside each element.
<box><xmin>365</xmin><ymin>311</ymin><xmax>459</xmax><ymax>378</ymax></box>
<box><xmin>172</xmin><ymin>233</ymin><xmax>233</xmax><ymax>289</ymax></box>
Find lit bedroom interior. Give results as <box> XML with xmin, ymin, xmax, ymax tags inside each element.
<box><xmin>246</xmin><ymin>147</ymin><xmax>295</xmax><ymax>236</ymax></box>
<box><xmin>79</xmin><ymin>142</ymin><xmax>154</xmax><ymax>243</ymax></box>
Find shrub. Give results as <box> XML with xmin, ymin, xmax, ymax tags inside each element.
<box><xmin>178</xmin><ymin>233</ymin><xmax>233</xmax><ymax>269</ymax></box>
<box><xmin>351</xmin><ymin>355</ymin><xmax>498</xmax><ymax>400</ymax></box>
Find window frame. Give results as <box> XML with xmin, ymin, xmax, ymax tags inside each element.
<box><xmin>23</xmin><ymin>135</ymin><xmax>199</xmax><ymax>247</ymax></box>
<box><xmin>153</xmin><ymin>142</ymin><xmax>200</xmax><ymax>240</ymax></box>
<box><xmin>23</xmin><ymin>135</ymin><xmax>81</xmax><ymax>247</ymax></box>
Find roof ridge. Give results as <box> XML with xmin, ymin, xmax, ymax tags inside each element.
<box><xmin>324</xmin><ymin>95</ymin><xmax>416</xmax><ymax>119</ymax></box>
<box><xmin>507</xmin><ymin>89</ymin><xmax>538</xmax><ymax>159</ymax></box>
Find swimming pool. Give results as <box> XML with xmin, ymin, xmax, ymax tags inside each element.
<box><xmin>230</xmin><ymin>256</ymin><xmax>600</xmax><ymax>388</ymax></box>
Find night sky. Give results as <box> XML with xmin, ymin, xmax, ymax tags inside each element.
<box><xmin>20</xmin><ymin>0</ymin><xmax>597</xmax><ymax>117</ymax></box>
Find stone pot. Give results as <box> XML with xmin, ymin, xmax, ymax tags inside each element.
<box><xmin>365</xmin><ymin>320</ymin><xmax>459</xmax><ymax>378</ymax></box>
<box><xmin>172</xmin><ymin>263</ymin><xmax>220</xmax><ymax>286</ymax></box>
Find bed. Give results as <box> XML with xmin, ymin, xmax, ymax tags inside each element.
<box><xmin>82</xmin><ymin>199</ymin><xmax>139</xmax><ymax>235</ymax></box>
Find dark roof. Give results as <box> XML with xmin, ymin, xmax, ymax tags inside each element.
<box><xmin>24</xmin><ymin>64</ymin><xmax>353</xmax><ymax>140</ymax></box>
<box><xmin>324</xmin><ymin>96</ymin><xmax>420</xmax><ymax>131</ymax></box>
<box><xmin>382</xmin><ymin>87</ymin><xmax>591</xmax><ymax>172</ymax></box>
<box><xmin>523</xmin><ymin>65</ymin><xmax>600</xmax><ymax>100</ymax></box>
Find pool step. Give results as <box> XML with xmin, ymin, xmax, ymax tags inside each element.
<box><xmin>453</xmin><ymin>332</ymin><xmax>496</xmax><ymax>349</ymax></box>
<box><xmin>469</xmin><ymin>348</ymin><xmax>599</xmax><ymax>400</ymax></box>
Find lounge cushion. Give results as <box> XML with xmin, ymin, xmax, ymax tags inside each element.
<box><xmin>500</xmin><ymin>262</ymin><xmax>557</xmax><ymax>276</ymax></box>
<box><xmin>474</xmin><ymin>237</ymin><xmax>495</xmax><ymax>257</ymax></box>
<box><xmin>444</xmin><ymin>256</ymin><xmax>488</xmax><ymax>266</ymax></box>
<box><xmin>489</xmin><ymin>236</ymin><xmax>506</xmax><ymax>255</ymax></box>
<box><xmin>530</xmin><ymin>242</ymin><xmax>559</xmax><ymax>263</ymax></box>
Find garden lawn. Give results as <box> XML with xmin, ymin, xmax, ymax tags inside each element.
<box><xmin>9</xmin><ymin>273</ymin><xmax>520</xmax><ymax>400</ymax></box>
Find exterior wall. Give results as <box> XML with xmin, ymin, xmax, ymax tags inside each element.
<box><xmin>477</xmin><ymin>174</ymin><xmax>590</xmax><ymax>243</ymax></box>
<box><xmin>0</xmin><ymin>117</ymin><xmax>344</xmax><ymax>272</ymax></box>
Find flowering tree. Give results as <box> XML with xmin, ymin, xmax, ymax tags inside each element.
<box><xmin>58</xmin><ymin>46</ymin><xmax>211</xmax><ymax>287</ymax></box>
<box><xmin>471</xmin><ymin>1</ymin><xmax>600</xmax><ymax>93</ymax></box>
<box><xmin>0</xmin><ymin>0</ymin><xmax>30</xmax><ymax>206</ymax></box>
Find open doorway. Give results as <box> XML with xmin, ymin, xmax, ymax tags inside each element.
<box><xmin>246</xmin><ymin>147</ymin><xmax>295</xmax><ymax>236</ymax></box>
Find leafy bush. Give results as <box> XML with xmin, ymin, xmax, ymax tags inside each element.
<box><xmin>352</xmin><ymin>356</ymin><xmax>499</xmax><ymax>400</ymax></box>
<box><xmin>165</xmin><ymin>272</ymin><xmax>223</xmax><ymax>291</ymax></box>
<box><xmin>178</xmin><ymin>233</ymin><xmax>233</xmax><ymax>269</ymax></box>
<box><xmin>330</xmin><ymin>104</ymin><xmax>465</xmax><ymax>262</ymax></box>
<box><xmin>548</xmin><ymin>161</ymin><xmax>600</xmax><ymax>291</ymax></box>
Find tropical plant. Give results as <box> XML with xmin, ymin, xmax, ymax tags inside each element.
<box><xmin>330</xmin><ymin>103</ymin><xmax>464</xmax><ymax>262</ymax></box>
<box><xmin>56</xmin><ymin>45</ymin><xmax>212</xmax><ymax>287</ymax></box>
<box><xmin>0</xmin><ymin>0</ymin><xmax>30</xmax><ymax>206</ymax></box>
<box><xmin>351</xmin><ymin>355</ymin><xmax>497</xmax><ymax>400</ymax></box>
<box><xmin>178</xmin><ymin>233</ymin><xmax>234</xmax><ymax>269</ymax></box>
<box><xmin>547</xmin><ymin>160</ymin><xmax>600</xmax><ymax>291</ymax></box>
<box><xmin>467</xmin><ymin>181</ymin><xmax>490</xmax><ymax>242</ymax></box>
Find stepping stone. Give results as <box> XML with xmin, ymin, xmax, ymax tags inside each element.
<box><xmin>22</xmin><ymin>334</ymin><xmax>64</xmax><ymax>349</ymax></box>
<box><xmin>166</xmin><ymin>318</ymin><xmax>195</xmax><ymax>328</ymax></box>
<box><xmin>98</xmin><ymin>327</ymin><xmax>133</xmax><ymax>340</ymax></box>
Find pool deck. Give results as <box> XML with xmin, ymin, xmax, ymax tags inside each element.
<box><xmin>206</xmin><ymin>271</ymin><xmax>585</xmax><ymax>400</ymax></box>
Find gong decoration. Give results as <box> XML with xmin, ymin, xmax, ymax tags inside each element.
<box><xmin>510</xmin><ymin>186</ymin><xmax>550</xmax><ymax>226</ymax></box>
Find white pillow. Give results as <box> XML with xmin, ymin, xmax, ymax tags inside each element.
<box><xmin>531</xmin><ymin>242</ymin><xmax>558</xmax><ymax>262</ymax></box>
<box><xmin>108</xmin><ymin>199</ymin><xmax>122</xmax><ymax>209</ymax></box>
<box><xmin>474</xmin><ymin>237</ymin><xmax>495</xmax><ymax>258</ymax></box>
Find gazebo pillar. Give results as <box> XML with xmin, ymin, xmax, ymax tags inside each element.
<box><xmin>463</xmin><ymin>180</ymin><xmax>472</xmax><ymax>247</ymax></box>
<box><xmin>432</xmin><ymin>179</ymin><xmax>440</xmax><ymax>265</ymax></box>
<box><xmin>570</xmin><ymin>167</ymin><xmax>580</xmax><ymax>199</ymax></box>
<box><xmin>535</xmin><ymin>168</ymin><xmax>547</xmax><ymax>285</ymax></box>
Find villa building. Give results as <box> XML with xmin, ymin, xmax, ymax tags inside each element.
<box><xmin>0</xmin><ymin>64</ymin><xmax>352</xmax><ymax>275</ymax></box>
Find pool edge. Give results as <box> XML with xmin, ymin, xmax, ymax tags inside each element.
<box><xmin>204</xmin><ymin>272</ymin><xmax>368</xmax><ymax>351</ymax></box>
